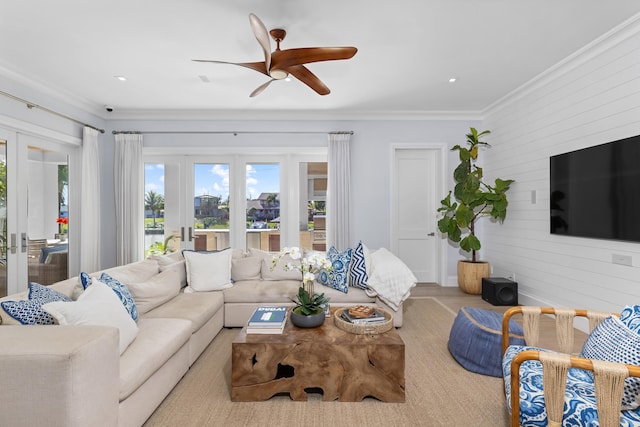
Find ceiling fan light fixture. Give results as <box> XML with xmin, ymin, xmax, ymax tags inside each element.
<box><xmin>270</xmin><ymin>69</ymin><xmax>289</xmax><ymax>80</ymax></box>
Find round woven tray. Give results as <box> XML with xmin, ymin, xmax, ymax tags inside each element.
<box><xmin>333</xmin><ymin>307</ymin><xmax>394</xmax><ymax>335</ymax></box>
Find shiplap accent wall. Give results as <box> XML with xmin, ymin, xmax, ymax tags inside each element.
<box><xmin>480</xmin><ymin>14</ymin><xmax>640</xmax><ymax>313</ymax></box>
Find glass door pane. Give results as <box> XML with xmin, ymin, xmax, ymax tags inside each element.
<box><xmin>301</xmin><ymin>162</ymin><xmax>327</xmax><ymax>252</ymax></box>
<box><xmin>26</xmin><ymin>146</ymin><xmax>69</xmax><ymax>285</ymax></box>
<box><xmin>144</xmin><ymin>162</ymin><xmax>180</xmax><ymax>256</ymax></box>
<box><xmin>246</xmin><ymin>163</ymin><xmax>280</xmax><ymax>251</ymax></box>
<box><xmin>193</xmin><ymin>163</ymin><xmax>230</xmax><ymax>251</ymax></box>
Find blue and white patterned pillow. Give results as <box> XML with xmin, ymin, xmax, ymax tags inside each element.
<box><xmin>349</xmin><ymin>241</ymin><xmax>368</xmax><ymax>289</ymax></box>
<box><xmin>620</xmin><ymin>305</ymin><xmax>640</xmax><ymax>334</ymax></box>
<box><xmin>79</xmin><ymin>272</ymin><xmax>138</xmax><ymax>321</ymax></box>
<box><xmin>0</xmin><ymin>282</ymin><xmax>71</xmax><ymax>325</ymax></box>
<box><xmin>318</xmin><ymin>246</ymin><xmax>352</xmax><ymax>294</ymax></box>
<box><xmin>580</xmin><ymin>315</ymin><xmax>640</xmax><ymax>409</ymax></box>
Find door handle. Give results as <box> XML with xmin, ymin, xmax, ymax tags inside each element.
<box><xmin>21</xmin><ymin>233</ymin><xmax>27</xmax><ymax>253</ymax></box>
<box><xmin>180</xmin><ymin>227</ymin><xmax>185</xmax><ymax>242</ymax></box>
<box><xmin>427</xmin><ymin>232</ymin><xmax>435</xmax><ymax>236</ymax></box>
<box><xmin>9</xmin><ymin>233</ymin><xmax>16</xmax><ymax>254</ymax></box>
<box><xmin>189</xmin><ymin>227</ymin><xmax>194</xmax><ymax>242</ymax></box>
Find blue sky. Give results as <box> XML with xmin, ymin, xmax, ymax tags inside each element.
<box><xmin>144</xmin><ymin>163</ymin><xmax>280</xmax><ymax>200</ymax></box>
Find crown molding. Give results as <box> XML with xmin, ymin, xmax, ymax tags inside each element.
<box><xmin>483</xmin><ymin>12</ymin><xmax>640</xmax><ymax>117</ymax></box>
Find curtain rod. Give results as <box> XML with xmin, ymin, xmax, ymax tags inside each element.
<box><xmin>0</xmin><ymin>90</ymin><xmax>105</xmax><ymax>134</ymax></box>
<box><xmin>112</xmin><ymin>130</ymin><xmax>354</xmax><ymax>136</ymax></box>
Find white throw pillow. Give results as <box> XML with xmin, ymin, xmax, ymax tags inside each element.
<box><xmin>42</xmin><ymin>281</ymin><xmax>139</xmax><ymax>355</ymax></box>
<box><xmin>183</xmin><ymin>249</ymin><xmax>233</xmax><ymax>291</ymax></box>
<box><xmin>126</xmin><ymin>268</ymin><xmax>181</xmax><ymax>314</ymax></box>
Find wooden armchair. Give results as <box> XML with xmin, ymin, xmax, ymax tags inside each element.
<box><xmin>501</xmin><ymin>306</ymin><xmax>640</xmax><ymax>427</ymax></box>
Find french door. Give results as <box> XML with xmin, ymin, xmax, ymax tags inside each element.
<box><xmin>143</xmin><ymin>151</ymin><xmax>327</xmax><ymax>257</ymax></box>
<box><xmin>0</xmin><ymin>127</ymin><xmax>76</xmax><ymax>296</ymax></box>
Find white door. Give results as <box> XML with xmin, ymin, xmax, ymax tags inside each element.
<box><xmin>392</xmin><ymin>148</ymin><xmax>439</xmax><ymax>283</ymax></box>
<box><xmin>0</xmin><ymin>128</ymin><xmax>75</xmax><ymax>296</ymax></box>
<box><xmin>144</xmin><ymin>156</ymin><xmax>233</xmax><ymax>256</ymax></box>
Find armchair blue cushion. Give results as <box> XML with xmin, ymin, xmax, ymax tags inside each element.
<box><xmin>39</xmin><ymin>244</ymin><xmax>68</xmax><ymax>263</ymax></box>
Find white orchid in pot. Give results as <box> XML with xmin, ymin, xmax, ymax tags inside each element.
<box><xmin>271</xmin><ymin>247</ymin><xmax>332</xmax><ymax>326</ymax></box>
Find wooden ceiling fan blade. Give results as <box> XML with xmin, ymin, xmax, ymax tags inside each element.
<box><xmin>192</xmin><ymin>59</ymin><xmax>268</xmax><ymax>76</ymax></box>
<box><xmin>248</xmin><ymin>13</ymin><xmax>271</xmax><ymax>72</ymax></box>
<box><xmin>287</xmin><ymin>65</ymin><xmax>330</xmax><ymax>95</ymax></box>
<box><xmin>271</xmin><ymin>47</ymin><xmax>357</xmax><ymax>70</ymax></box>
<box><xmin>249</xmin><ymin>79</ymin><xmax>275</xmax><ymax>97</ymax></box>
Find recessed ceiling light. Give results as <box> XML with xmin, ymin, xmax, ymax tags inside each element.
<box><xmin>448</xmin><ymin>77</ymin><xmax>457</xmax><ymax>83</ymax></box>
<box><xmin>114</xmin><ymin>75</ymin><xmax>127</xmax><ymax>81</ymax></box>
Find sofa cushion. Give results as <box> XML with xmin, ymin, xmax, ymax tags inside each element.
<box><xmin>349</xmin><ymin>241</ymin><xmax>368</xmax><ymax>289</ymax></box>
<box><xmin>0</xmin><ymin>282</ymin><xmax>72</xmax><ymax>325</ymax></box>
<box><xmin>223</xmin><ymin>280</ymin><xmax>375</xmax><ymax>304</ymax></box>
<box><xmin>118</xmin><ymin>318</ymin><xmax>191</xmax><ymax>401</ymax></box>
<box><xmin>127</xmin><ymin>268</ymin><xmax>181</xmax><ymax>315</ymax></box>
<box><xmin>183</xmin><ymin>249</ymin><xmax>233</xmax><ymax>291</ymax></box>
<box><xmin>231</xmin><ymin>256</ymin><xmax>262</xmax><ymax>281</ymax></box>
<box><xmin>42</xmin><ymin>281</ymin><xmax>139</xmax><ymax>355</ymax></box>
<box><xmin>149</xmin><ymin>252</ymin><xmax>187</xmax><ymax>287</ymax></box>
<box><xmin>102</xmin><ymin>259</ymin><xmax>160</xmax><ymax>284</ymax></box>
<box><xmin>143</xmin><ymin>291</ymin><xmax>224</xmax><ymax>333</ymax></box>
<box><xmin>249</xmin><ymin>248</ymin><xmax>302</xmax><ymax>281</ymax></box>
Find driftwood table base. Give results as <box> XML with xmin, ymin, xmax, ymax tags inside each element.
<box><xmin>231</xmin><ymin>307</ymin><xmax>405</xmax><ymax>402</ymax></box>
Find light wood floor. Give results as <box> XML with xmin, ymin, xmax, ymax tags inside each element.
<box><xmin>411</xmin><ymin>283</ymin><xmax>589</xmax><ymax>353</ymax></box>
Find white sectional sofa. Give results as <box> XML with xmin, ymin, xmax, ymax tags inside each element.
<box><xmin>0</xmin><ymin>246</ymin><xmax>415</xmax><ymax>427</ymax></box>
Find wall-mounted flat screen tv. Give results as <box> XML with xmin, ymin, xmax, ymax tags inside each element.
<box><xmin>550</xmin><ymin>134</ymin><xmax>640</xmax><ymax>242</ymax></box>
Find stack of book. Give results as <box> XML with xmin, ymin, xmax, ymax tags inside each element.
<box><xmin>340</xmin><ymin>305</ymin><xmax>387</xmax><ymax>325</ymax></box>
<box><xmin>246</xmin><ymin>306</ymin><xmax>288</xmax><ymax>334</ymax></box>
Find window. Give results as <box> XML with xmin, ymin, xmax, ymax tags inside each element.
<box><xmin>144</xmin><ymin>150</ymin><xmax>327</xmax><ymax>253</ymax></box>
<box><xmin>246</xmin><ymin>163</ymin><xmax>280</xmax><ymax>251</ymax></box>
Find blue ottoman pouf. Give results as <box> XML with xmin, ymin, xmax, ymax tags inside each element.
<box><xmin>448</xmin><ymin>307</ymin><xmax>525</xmax><ymax>377</ymax></box>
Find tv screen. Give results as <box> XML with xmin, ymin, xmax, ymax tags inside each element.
<box><xmin>550</xmin><ymin>134</ymin><xmax>640</xmax><ymax>242</ymax></box>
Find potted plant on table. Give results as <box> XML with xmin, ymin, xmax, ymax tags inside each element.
<box><xmin>272</xmin><ymin>247</ymin><xmax>332</xmax><ymax>328</ymax></box>
<box><xmin>437</xmin><ymin>128</ymin><xmax>514</xmax><ymax>294</ymax></box>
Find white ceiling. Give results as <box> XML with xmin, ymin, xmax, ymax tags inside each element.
<box><xmin>2</xmin><ymin>1</ymin><xmax>640</xmax><ymax>120</ymax></box>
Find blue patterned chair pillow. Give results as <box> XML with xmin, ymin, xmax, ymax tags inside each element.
<box><xmin>318</xmin><ymin>247</ymin><xmax>352</xmax><ymax>294</ymax></box>
<box><xmin>349</xmin><ymin>241</ymin><xmax>368</xmax><ymax>290</ymax></box>
<box><xmin>620</xmin><ymin>305</ymin><xmax>640</xmax><ymax>334</ymax></box>
<box><xmin>0</xmin><ymin>282</ymin><xmax>71</xmax><ymax>325</ymax></box>
<box><xmin>79</xmin><ymin>271</ymin><xmax>138</xmax><ymax>321</ymax></box>
<box><xmin>502</xmin><ymin>344</ymin><xmax>640</xmax><ymax>426</ymax></box>
<box><xmin>580</xmin><ymin>315</ymin><xmax>640</xmax><ymax>410</ymax></box>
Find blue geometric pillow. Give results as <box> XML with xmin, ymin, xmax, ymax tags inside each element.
<box><xmin>0</xmin><ymin>282</ymin><xmax>71</xmax><ymax>325</ymax></box>
<box><xmin>580</xmin><ymin>315</ymin><xmax>640</xmax><ymax>409</ymax></box>
<box><xmin>318</xmin><ymin>247</ymin><xmax>352</xmax><ymax>294</ymax></box>
<box><xmin>79</xmin><ymin>272</ymin><xmax>138</xmax><ymax>321</ymax></box>
<box><xmin>349</xmin><ymin>241</ymin><xmax>368</xmax><ymax>289</ymax></box>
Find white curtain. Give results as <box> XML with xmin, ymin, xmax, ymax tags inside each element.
<box><xmin>79</xmin><ymin>127</ymin><xmax>101</xmax><ymax>271</ymax></box>
<box><xmin>327</xmin><ymin>132</ymin><xmax>352</xmax><ymax>251</ymax></box>
<box><xmin>114</xmin><ymin>133</ymin><xmax>144</xmax><ymax>265</ymax></box>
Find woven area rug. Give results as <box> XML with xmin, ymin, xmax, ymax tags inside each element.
<box><xmin>144</xmin><ymin>297</ymin><xmax>510</xmax><ymax>427</ymax></box>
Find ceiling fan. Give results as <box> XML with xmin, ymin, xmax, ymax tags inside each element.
<box><xmin>193</xmin><ymin>13</ymin><xmax>357</xmax><ymax>97</ymax></box>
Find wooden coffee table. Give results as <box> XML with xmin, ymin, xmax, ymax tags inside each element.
<box><xmin>231</xmin><ymin>307</ymin><xmax>405</xmax><ymax>402</ymax></box>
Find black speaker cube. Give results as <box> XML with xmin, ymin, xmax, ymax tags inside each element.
<box><xmin>482</xmin><ymin>277</ymin><xmax>518</xmax><ymax>306</ymax></box>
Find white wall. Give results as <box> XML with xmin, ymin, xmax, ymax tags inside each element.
<box><xmin>481</xmin><ymin>16</ymin><xmax>640</xmax><ymax>312</ymax></box>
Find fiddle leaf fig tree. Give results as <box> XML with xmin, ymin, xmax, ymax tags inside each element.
<box><xmin>437</xmin><ymin>128</ymin><xmax>514</xmax><ymax>262</ymax></box>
